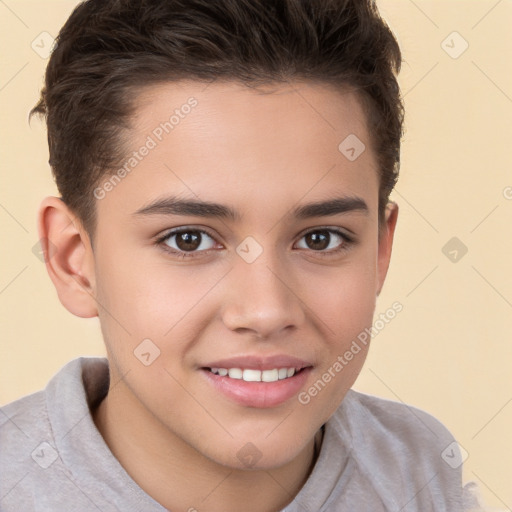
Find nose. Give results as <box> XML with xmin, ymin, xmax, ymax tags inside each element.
<box><xmin>220</xmin><ymin>252</ymin><xmax>306</xmax><ymax>339</ymax></box>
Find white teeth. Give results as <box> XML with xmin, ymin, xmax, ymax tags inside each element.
<box><xmin>228</xmin><ymin>368</ymin><xmax>243</xmax><ymax>379</ymax></box>
<box><xmin>262</xmin><ymin>369</ymin><xmax>279</xmax><ymax>382</ymax></box>
<box><xmin>209</xmin><ymin>367</ymin><xmax>298</xmax><ymax>382</ymax></box>
<box><xmin>243</xmin><ymin>369</ymin><xmax>261</xmax><ymax>382</ymax></box>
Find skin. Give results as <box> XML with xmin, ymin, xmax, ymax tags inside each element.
<box><xmin>39</xmin><ymin>80</ymin><xmax>398</xmax><ymax>512</ymax></box>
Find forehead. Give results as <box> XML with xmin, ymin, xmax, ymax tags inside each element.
<box><xmin>98</xmin><ymin>80</ymin><xmax>379</xmax><ymax>223</ymax></box>
<box><xmin>132</xmin><ymin>79</ymin><xmax>371</xmax><ymax>152</ymax></box>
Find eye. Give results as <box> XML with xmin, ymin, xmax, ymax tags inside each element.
<box><xmin>295</xmin><ymin>228</ymin><xmax>351</xmax><ymax>253</ymax></box>
<box><xmin>159</xmin><ymin>228</ymin><xmax>218</xmax><ymax>255</ymax></box>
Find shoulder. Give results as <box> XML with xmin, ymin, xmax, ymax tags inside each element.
<box><xmin>0</xmin><ymin>357</ymin><xmax>108</xmax><ymax>510</ymax></box>
<box><xmin>328</xmin><ymin>389</ymin><xmax>465</xmax><ymax>510</ymax></box>
<box><xmin>0</xmin><ymin>385</ymin><xmax>52</xmax><ymax>456</ymax></box>
<box><xmin>0</xmin><ymin>356</ymin><xmax>106</xmax><ymax>447</ymax></box>
<box><xmin>337</xmin><ymin>389</ymin><xmax>463</xmax><ymax>463</ymax></box>
<box><xmin>342</xmin><ymin>389</ymin><xmax>458</xmax><ymax>446</ymax></box>
<box><xmin>1</xmin><ymin>387</ymin><xmax>47</xmax><ymax>431</ymax></box>
<box><xmin>0</xmin><ymin>357</ymin><xmax>97</xmax><ymax>438</ymax></box>
<box><xmin>0</xmin><ymin>387</ymin><xmax>51</xmax><ymax>508</ymax></box>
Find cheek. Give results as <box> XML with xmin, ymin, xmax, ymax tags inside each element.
<box><xmin>94</xmin><ymin>250</ymin><xmax>227</xmax><ymax>350</ymax></box>
<box><xmin>297</xmin><ymin>261</ymin><xmax>377</xmax><ymax>422</ymax></box>
<box><xmin>328</xmin><ymin>278</ymin><xmax>376</xmax><ymax>344</ymax></box>
<box><xmin>304</xmin><ymin>254</ymin><xmax>378</xmax><ymax>344</ymax></box>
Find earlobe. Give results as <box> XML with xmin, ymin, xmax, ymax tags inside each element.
<box><xmin>376</xmin><ymin>201</ymin><xmax>399</xmax><ymax>296</ymax></box>
<box><xmin>37</xmin><ymin>196</ymin><xmax>98</xmax><ymax>318</ymax></box>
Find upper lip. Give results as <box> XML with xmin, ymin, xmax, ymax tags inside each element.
<box><xmin>201</xmin><ymin>355</ymin><xmax>313</xmax><ymax>371</ymax></box>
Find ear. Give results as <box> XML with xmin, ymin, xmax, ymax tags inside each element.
<box><xmin>376</xmin><ymin>201</ymin><xmax>399</xmax><ymax>296</ymax></box>
<box><xmin>37</xmin><ymin>196</ymin><xmax>98</xmax><ymax>318</ymax></box>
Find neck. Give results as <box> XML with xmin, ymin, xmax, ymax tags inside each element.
<box><xmin>92</xmin><ymin>378</ymin><xmax>321</xmax><ymax>512</ymax></box>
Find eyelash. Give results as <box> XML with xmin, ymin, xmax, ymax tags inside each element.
<box><xmin>155</xmin><ymin>226</ymin><xmax>355</xmax><ymax>259</ymax></box>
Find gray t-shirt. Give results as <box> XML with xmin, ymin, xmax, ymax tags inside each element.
<box><xmin>0</xmin><ymin>357</ymin><xmax>471</xmax><ymax>511</ymax></box>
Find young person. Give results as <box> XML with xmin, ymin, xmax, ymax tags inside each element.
<box><xmin>1</xmin><ymin>0</ymin><xmax>477</xmax><ymax>510</ymax></box>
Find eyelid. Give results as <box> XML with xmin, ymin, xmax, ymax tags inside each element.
<box><xmin>296</xmin><ymin>225</ymin><xmax>354</xmax><ymax>239</ymax></box>
<box><xmin>155</xmin><ymin>224</ymin><xmax>221</xmax><ymax>241</ymax></box>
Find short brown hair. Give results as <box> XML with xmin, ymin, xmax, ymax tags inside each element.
<box><xmin>32</xmin><ymin>0</ymin><xmax>403</xmax><ymax>234</ymax></box>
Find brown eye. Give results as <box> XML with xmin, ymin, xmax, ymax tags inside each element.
<box><xmin>175</xmin><ymin>231</ymin><xmax>201</xmax><ymax>251</ymax></box>
<box><xmin>304</xmin><ymin>231</ymin><xmax>330</xmax><ymax>250</ymax></box>
<box><xmin>296</xmin><ymin>229</ymin><xmax>349</xmax><ymax>252</ymax></box>
<box><xmin>163</xmin><ymin>229</ymin><xmax>216</xmax><ymax>253</ymax></box>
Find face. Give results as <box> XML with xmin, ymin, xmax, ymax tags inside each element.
<box><xmin>90</xmin><ymin>80</ymin><xmax>395</xmax><ymax>470</ymax></box>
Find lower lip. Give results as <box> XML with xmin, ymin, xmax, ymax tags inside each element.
<box><xmin>202</xmin><ymin>368</ymin><xmax>312</xmax><ymax>408</ymax></box>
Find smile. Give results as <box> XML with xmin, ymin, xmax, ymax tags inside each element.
<box><xmin>208</xmin><ymin>367</ymin><xmax>298</xmax><ymax>382</ymax></box>
<box><xmin>203</xmin><ymin>366</ymin><xmax>311</xmax><ymax>408</ymax></box>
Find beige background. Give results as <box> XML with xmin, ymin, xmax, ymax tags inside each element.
<box><xmin>1</xmin><ymin>1</ymin><xmax>511</xmax><ymax>509</ymax></box>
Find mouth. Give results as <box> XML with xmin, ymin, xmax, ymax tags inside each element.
<box><xmin>200</xmin><ymin>357</ymin><xmax>312</xmax><ymax>408</ymax></box>
<box><xmin>207</xmin><ymin>366</ymin><xmax>303</xmax><ymax>382</ymax></box>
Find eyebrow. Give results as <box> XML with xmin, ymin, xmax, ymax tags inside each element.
<box><xmin>134</xmin><ymin>197</ymin><xmax>240</xmax><ymax>221</ymax></box>
<box><xmin>292</xmin><ymin>197</ymin><xmax>368</xmax><ymax>219</ymax></box>
<box><xmin>134</xmin><ymin>195</ymin><xmax>368</xmax><ymax>221</ymax></box>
